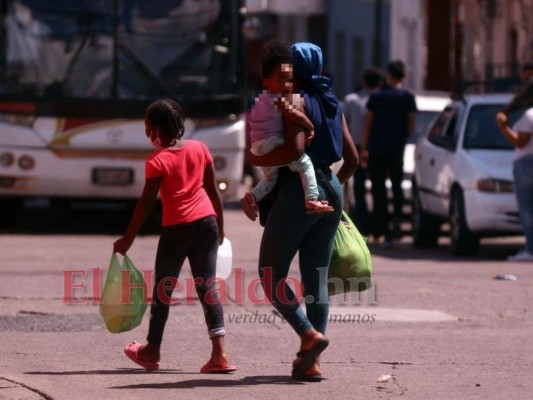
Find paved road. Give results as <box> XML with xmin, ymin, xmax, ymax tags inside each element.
<box><xmin>0</xmin><ymin>207</ymin><xmax>532</xmax><ymax>400</ymax></box>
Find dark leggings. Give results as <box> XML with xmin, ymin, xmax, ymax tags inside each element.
<box><xmin>368</xmin><ymin>152</ymin><xmax>404</xmax><ymax>238</ymax></box>
<box><xmin>147</xmin><ymin>215</ymin><xmax>225</xmax><ymax>345</ymax></box>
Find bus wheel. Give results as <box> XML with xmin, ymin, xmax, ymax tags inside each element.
<box><xmin>0</xmin><ymin>198</ymin><xmax>23</xmax><ymax>228</ymax></box>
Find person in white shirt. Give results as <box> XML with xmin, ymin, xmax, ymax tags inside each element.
<box><xmin>342</xmin><ymin>68</ymin><xmax>384</xmax><ymax>235</ymax></box>
<box><xmin>496</xmin><ymin>83</ymin><xmax>533</xmax><ymax>261</ymax></box>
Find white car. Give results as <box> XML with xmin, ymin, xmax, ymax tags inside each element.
<box><xmin>404</xmin><ymin>93</ymin><xmax>452</xmax><ymax>190</ymax></box>
<box><xmin>412</xmin><ymin>94</ymin><xmax>523</xmax><ymax>255</ymax></box>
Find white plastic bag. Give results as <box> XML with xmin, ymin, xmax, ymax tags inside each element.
<box><xmin>216</xmin><ymin>238</ymin><xmax>233</xmax><ymax>280</ymax></box>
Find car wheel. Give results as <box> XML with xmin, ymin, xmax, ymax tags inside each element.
<box><xmin>411</xmin><ymin>183</ymin><xmax>440</xmax><ymax>248</ymax></box>
<box><xmin>450</xmin><ymin>189</ymin><xmax>480</xmax><ymax>256</ymax></box>
<box><xmin>0</xmin><ymin>198</ymin><xmax>23</xmax><ymax>228</ymax></box>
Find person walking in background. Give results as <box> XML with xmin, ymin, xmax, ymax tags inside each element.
<box><xmin>113</xmin><ymin>98</ymin><xmax>237</xmax><ymax>373</ymax></box>
<box><xmin>496</xmin><ymin>84</ymin><xmax>533</xmax><ymax>262</ymax></box>
<box><xmin>241</xmin><ymin>42</ymin><xmax>358</xmax><ymax>381</ymax></box>
<box><xmin>360</xmin><ymin>60</ymin><xmax>417</xmax><ymax>246</ymax></box>
<box><xmin>342</xmin><ymin>67</ymin><xmax>384</xmax><ymax>235</ymax></box>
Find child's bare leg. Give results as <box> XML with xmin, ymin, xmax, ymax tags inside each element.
<box><xmin>287</xmin><ymin>154</ymin><xmax>334</xmax><ymax>214</ymax></box>
<box><xmin>200</xmin><ymin>334</ymin><xmax>237</xmax><ymax>373</ymax></box>
<box><xmin>208</xmin><ymin>336</ymin><xmax>229</xmax><ymax>366</ymax></box>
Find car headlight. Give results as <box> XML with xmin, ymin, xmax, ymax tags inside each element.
<box><xmin>0</xmin><ymin>152</ymin><xmax>15</xmax><ymax>167</ymax></box>
<box><xmin>18</xmin><ymin>155</ymin><xmax>35</xmax><ymax>170</ymax></box>
<box><xmin>476</xmin><ymin>178</ymin><xmax>514</xmax><ymax>193</ymax></box>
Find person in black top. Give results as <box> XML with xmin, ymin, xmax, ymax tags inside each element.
<box><xmin>360</xmin><ymin>60</ymin><xmax>417</xmax><ymax>246</ymax></box>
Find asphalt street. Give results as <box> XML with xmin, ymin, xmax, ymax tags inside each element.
<box><xmin>0</xmin><ymin>205</ymin><xmax>532</xmax><ymax>400</ymax></box>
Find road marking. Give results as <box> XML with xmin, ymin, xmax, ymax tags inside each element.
<box><xmin>329</xmin><ymin>307</ymin><xmax>457</xmax><ymax>322</ymax></box>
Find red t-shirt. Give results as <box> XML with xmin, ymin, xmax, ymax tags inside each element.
<box><xmin>145</xmin><ymin>140</ymin><xmax>215</xmax><ymax>226</ymax></box>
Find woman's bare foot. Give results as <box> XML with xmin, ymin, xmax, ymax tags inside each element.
<box><xmin>292</xmin><ymin>355</ymin><xmax>323</xmax><ymax>380</ymax></box>
<box><xmin>306</xmin><ymin>199</ymin><xmax>334</xmax><ymax>214</ymax></box>
<box><xmin>305</xmin><ymin>358</ymin><xmax>322</xmax><ymax>377</ymax></box>
<box><xmin>291</xmin><ymin>329</ymin><xmax>328</xmax><ymax>380</ymax></box>
<box><xmin>300</xmin><ymin>328</ymin><xmax>325</xmax><ymax>351</ymax></box>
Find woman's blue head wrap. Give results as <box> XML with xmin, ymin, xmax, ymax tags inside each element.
<box><xmin>289</xmin><ymin>42</ymin><xmax>342</xmax><ymax>166</ymax></box>
<box><xmin>290</xmin><ymin>42</ymin><xmax>332</xmax><ymax>92</ymax></box>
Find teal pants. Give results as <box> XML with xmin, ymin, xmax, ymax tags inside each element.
<box><xmin>258</xmin><ymin>168</ymin><xmax>343</xmax><ymax>335</ymax></box>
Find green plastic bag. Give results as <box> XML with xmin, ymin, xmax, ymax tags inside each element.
<box><xmin>99</xmin><ymin>253</ymin><xmax>147</xmax><ymax>333</ymax></box>
<box><xmin>328</xmin><ymin>211</ymin><xmax>373</xmax><ymax>295</ymax></box>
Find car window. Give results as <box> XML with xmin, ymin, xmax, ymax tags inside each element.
<box><xmin>409</xmin><ymin>110</ymin><xmax>439</xmax><ymax>144</ymax></box>
<box><xmin>427</xmin><ymin>107</ymin><xmax>458</xmax><ymax>149</ymax></box>
<box><xmin>463</xmin><ymin>105</ymin><xmax>517</xmax><ymax>150</ymax></box>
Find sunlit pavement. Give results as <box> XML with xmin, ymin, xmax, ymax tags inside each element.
<box><xmin>0</xmin><ymin>208</ymin><xmax>531</xmax><ymax>400</ymax></box>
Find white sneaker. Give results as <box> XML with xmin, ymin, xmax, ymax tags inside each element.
<box><xmin>507</xmin><ymin>249</ymin><xmax>533</xmax><ymax>262</ymax></box>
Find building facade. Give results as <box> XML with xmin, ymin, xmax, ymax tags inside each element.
<box><xmin>390</xmin><ymin>0</ymin><xmax>425</xmax><ymax>92</ymax></box>
<box><xmin>243</xmin><ymin>0</ymin><xmax>328</xmax><ymax>101</ymax></box>
<box><xmin>425</xmin><ymin>0</ymin><xmax>533</xmax><ymax>93</ymax></box>
<box><xmin>326</xmin><ymin>0</ymin><xmax>391</xmax><ymax>98</ymax></box>
<box><xmin>244</xmin><ymin>0</ymin><xmax>533</xmax><ymax>98</ymax></box>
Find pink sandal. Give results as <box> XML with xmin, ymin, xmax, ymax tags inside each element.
<box><xmin>124</xmin><ymin>341</ymin><xmax>160</xmax><ymax>371</ymax></box>
<box><xmin>200</xmin><ymin>361</ymin><xmax>237</xmax><ymax>374</ymax></box>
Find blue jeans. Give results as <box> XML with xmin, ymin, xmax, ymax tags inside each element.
<box><xmin>258</xmin><ymin>168</ymin><xmax>343</xmax><ymax>335</ymax></box>
<box><xmin>514</xmin><ymin>155</ymin><xmax>533</xmax><ymax>253</ymax></box>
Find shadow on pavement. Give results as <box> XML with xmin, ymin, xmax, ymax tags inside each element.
<box><xmin>110</xmin><ymin>375</ymin><xmax>302</xmax><ymax>389</ymax></box>
<box><xmin>368</xmin><ymin>238</ymin><xmax>524</xmax><ymax>262</ymax></box>
<box><xmin>0</xmin><ymin>201</ymin><xmax>159</xmax><ymax>235</ymax></box>
<box><xmin>26</xmin><ymin>371</ymin><xmax>307</xmax><ymax>388</ymax></box>
<box><xmin>1</xmin><ymin>201</ymin><xmax>243</xmax><ymax>235</ymax></box>
<box><xmin>26</xmin><ymin>368</ymin><xmax>184</xmax><ymax>375</ymax></box>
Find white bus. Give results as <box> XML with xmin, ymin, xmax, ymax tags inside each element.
<box><xmin>0</xmin><ymin>0</ymin><xmax>245</xmax><ymax>226</ymax></box>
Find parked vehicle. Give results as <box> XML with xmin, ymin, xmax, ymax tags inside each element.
<box><xmin>0</xmin><ymin>0</ymin><xmax>245</xmax><ymax>227</ymax></box>
<box><xmin>403</xmin><ymin>93</ymin><xmax>451</xmax><ymax>192</ymax></box>
<box><xmin>412</xmin><ymin>94</ymin><xmax>523</xmax><ymax>255</ymax></box>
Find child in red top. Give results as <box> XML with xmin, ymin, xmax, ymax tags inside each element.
<box><xmin>114</xmin><ymin>98</ymin><xmax>236</xmax><ymax>374</ymax></box>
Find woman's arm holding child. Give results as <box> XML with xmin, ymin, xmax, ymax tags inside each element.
<box><xmin>249</xmin><ymin>114</ymin><xmax>307</xmax><ymax>167</ymax></box>
<box><xmin>276</xmin><ymin>96</ymin><xmax>314</xmax><ymax>144</ymax></box>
